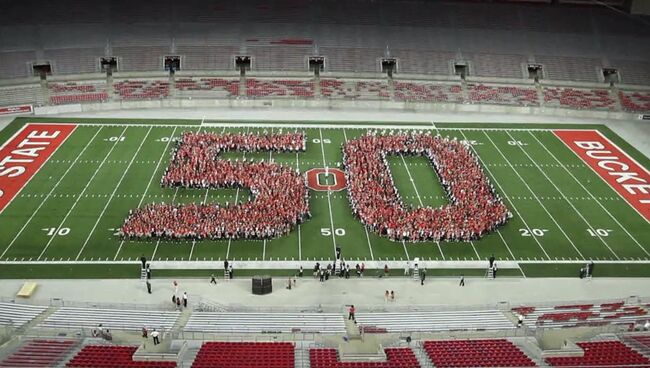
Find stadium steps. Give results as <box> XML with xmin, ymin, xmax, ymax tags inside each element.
<box><xmin>20</xmin><ymin>306</ymin><xmax>57</xmax><ymax>332</ymax></box>
<box><xmin>412</xmin><ymin>343</ymin><xmax>434</xmax><ymax>368</ymax></box>
<box><xmin>345</xmin><ymin>319</ymin><xmax>361</xmax><ymax>339</ymax></box>
<box><xmin>178</xmin><ymin>340</ymin><xmax>203</xmax><ymax>368</ymax></box>
<box><xmin>171</xmin><ymin>309</ymin><xmax>193</xmax><ymax>331</ymax></box>
<box><xmin>509</xmin><ymin>337</ymin><xmax>547</xmax><ymax>367</ymax></box>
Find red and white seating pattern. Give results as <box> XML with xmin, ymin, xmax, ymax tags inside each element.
<box><xmin>619</xmin><ymin>91</ymin><xmax>650</xmax><ymax>113</ymax></box>
<box><xmin>512</xmin><ymin>302</ymin><xmax>647</xmax><ymax>329</ymax></box>
<box><xmin>543</xmin><ymin>87</ymin><xmax>616</xmax><ymax>110</ymax></box>
<box><xmin>393</xmin><ymin>82</ymin><xmax>464</xmax><ymax>103</ymax></box>
<box><xmin>192</xmin><ymin>342</ymin><xmax>294</xmax><ymax>368</ymax></box>
<box><xmin>467</xmin><ymin>84</ymin><xmax>539</xmax><ymax>106</ymax></box>
<box><xmin>246</xmin><ymin>79</ymin><xmax>314</xmax><ymax>98</ymax></box>
<box><xmin>49</xmin><ymin>82</ymin><xmax>109</xmax><ymax>105</ymax></box>
<box><xmin>423</xmin><ymin>339</ymin><xmax>535</xmax><ymax>367</ymax></box>
<box><xmin>320</xmin><ymin>79</ymin><xmax>390</xmax><ymax>100</ymax></box>
<box><xmin>66</xmin><ymin>345</ymin><xmax>175</xmax><ymax>368</ymax></box>
<box><xmin>310</xmin><ymin>347</ymin><xmax>419</xmax><ymax>368</ymax></box>
<box><xmin>545</xmin><ymin>341</ymin><xmax>650</xmax><ymax>367</ymax></box>
<box><xmin>114</xmin><ymin>80</ymin><xmax>170</xmax><ymax>100</ymax></box>
<box><xmin>0</xmin><ymin>339</ymin><xmax>77</xmax><ymax>367</ymax></box>
<box><xmin>175</xmin><ymin>78</ymin><xmax>239</xmax><ymax>98</ymax></box>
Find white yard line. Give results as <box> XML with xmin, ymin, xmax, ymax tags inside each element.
<box><xmin>37</xmin><ymin>127</ymin><xmax>128</xmax><ymax>260</ymax></box>
<box><xmin>318</xmin><ymin>128</ymin><xmax>338</xmax><ymax>258</ymax></box>
<box><xmin>295</xmin><ymin>145</ymin><xmax>303</xmax><ymax>261</ymax></box>
<box><xmin>343</xmin><ymin>128</ymin><xmax>375</xmax><ymax>261</ymax></box>
<box><xmin>536</xmin><ymin>132</ymin><xmax>650</xmax><ymax>257</ymax></box>
<box><xmin>225</xmin><ymin>126</ymin><xmax>251</xmax><ymax>260</ymax></box>
<box><xmin>75</xmin><ymin>127</ymin><xmax>153</xmax><ymax>260</ymax></box>
<box><xmin>483</xmin><ymin>131</ymin><xmax>583</xmax><ymax>260</ymax></box>
<box><xmin>262</xmin><ymin>127</ymin><xmax>273</xmax><ymax>261</ymax></box>
<box><xmin>113</xmin><ymin>127</ymin><xmax>178</xmax><ymax>260</ymax></box>
<box><xmin>0</xmin><ymin>127</ymin><xmax>102</xmax><ymax>259</ymax></box>
<box><xmin>506</xmin><ymin>131</ymin><xmax>621</xmax><ymax>259</ymax></box>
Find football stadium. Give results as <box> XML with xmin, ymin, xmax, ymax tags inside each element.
<box><xmin>0</xmin><ymin>0</ymin><xmax>649</xmax><ymax>367</ymax></box>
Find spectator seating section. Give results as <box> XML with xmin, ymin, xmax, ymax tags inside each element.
<box><xmin>423</xmin><ymin>339</ymin><xmax>535</xmax><ymax>367</ymax></box>
<box><xmin>192</xmin><ymin>342</ymin><xmax>294</xmax><ymax>368</ymax></box>
<box><xmin>184</xmin><ymin>312</ymin><xmax>346</xmax><ymax>333</ymax></box>
<box><xmin>114</xmin><ymin>80</ymin><xmax>170</xmax><ymax>100</ymax></box>
<box><xmin>619</xmin><ymin>91</ymin><xmax>650</xmax><ymax>112</ymax></box>
<box><xmin>66</xmin><ymin>345</ymin><xmax>176</xmax><ymax>368</ymax></box>
<box><xmin>545</xmin><ymin>341</ymin><xmax>650</xmax><ymax>367</ymax></box>
<box><xmin>175</xmin><ymin>78</ymin><xmax>239</xmax><ymax>98</ymax></box>
<box><xmin>512</xmin><ymin>302</ymin><xmax>647</xmax><ymax>329</ymax></box>
<box><xmin>467</xmin><ymin>84</ymin><xmax>539</xmax><ymax>106</ymax></box>
<box><xmin>354</xmin><ymin>310</ymin><xmax>515</xmax><ymax>333</ymax></box>
<box><xmin>246</xmin><ymin>79</ymin><xmax>314</xmax><ymax>98</ymax></box>
<box><xmin>0</xmin><ymin>85</ymin><xmax>44</xmax><ymax>107</ymax></box>
<box><xmin>0</xmin><ymin>339</ymin><xmax>77</xmax><ymax>367</ymax></box>
<box><xmin>49</xmin><ymin>82</ymin><xmax>109</xmax><ymax>105</ymax></box>
<box><xmin>39</xmin><ymin>306</ymin><xmax>180</xmax><ymax>331</ymax></box>
<box><xmin>622</xmin><ymin>335</ymin><xmax>650</xmax><ymax>357</ymax></box>
<box><xmin>0</xmin><ymin>302</ymin><xmax>48</xmax><ymax>328</ymax></box>
<box><xmin>320</xmin><ymin>79</ymin><xmax>390</xmax><ymax>100</ymax></box>
<box><xmin>543</xmin><ymin>87</ymin><xmax>616</xmax><ymax>110</ymax></box>
<box><xmin>310</xmin><ymin>347</ymin><xmax>419</xmax><ymax>368</ymax></box>
<box><xmin>393</xmin><ymin>82</ymin><xmax>464</xmax><ymax>103</ymax></box>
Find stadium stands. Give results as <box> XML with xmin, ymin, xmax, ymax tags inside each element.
<box><xmin>175</xmin><ymin>78</ymin><xmax>239</xmax><ymax>98</ymax></box>
<box><xmin>0</xmin><ymin>51</ymin><xmax>37</xmax><ymax>79</ymax></box>
<box><xmin>466</xmin><ymin>53</ymin><xmax>528</xmax><ymax>79</ymax></box>
<box><xmin>309</xmin><ymin>347</ymin><xmax>419</xmax><ymax>368</ymax></box>
<box><xmin>0</xmin><ymin>302</ymin><xmax>48</xmax><ymax>328</ymax></box>
<box><xmin>393</xmin><ymin>81</ymin><xmax>464</xmax><ymax>103</ymax></box>
<box><xmin>246</xmin><ymin>79</ymin><xmax>314</xmax><ymax>98</ymax></box>
<box><xmin>0</xmin><ymin>85</ymin><xmax>44</xmax><ymax>107</ymax></box>
<box><xmin>192</xmin><ymin>342</ymin><xmax>294</xmax><ymax>368</ymax></box>
<box><xmin>545</xmin><ymin>341</ymin><xmax>650</xmax><ymax>367</ymax></box>
<box><xmin>423</xmin><ymin>339</ymin><xmax>536</xmax><ymax>367</ymax></box>
<box><xmin>49</xmin><ymin>81</ymin><xmax>109</xmax><ymax>105</ymax></box>
<box><xmin>39</xmin><ymin>306</ymin><xmax>180</xmax><ymax>331</ymax></box>
<box><xmin>512</xmin><ymin>301</ymin><xmax>647</xmax><ymax>329</ymax></box>
<box><xmin>543</xmin><ymin>87</ymin><xmax>616</xmax><ymax>110</ymax></box>
<box><xmin>184</xmin><ymin>312</ymin><xmax>346</xmax><ymax>333</ymax></box>
<box><xmin>114</xmin><ymin>80</ymin><xmax>170</xmax><ymax>100</ymax></box>
<box><xmin>0</xmin><ymin>339</ymin><xmax>78</xmax><ymax>368</ymax></box>
<box><xmin>535</xmin><ymin>56</ymin><xmax>601</xmax><ymax>83</ymax></box>
<box><xmin>619</xmin><ymin>90</ymin><xmax>650</xmax><ymax>113</ymax></box>
<box><xmin>43</xmin><ymin>48</ymin><xmax>102</xmax><ymax>75</ymax></box>
<box><xmin>354</xmin><ymin>309</ymin><xmax>515</xmax><ymax>333</ymax></box>
<box><xmin>66</xmin><ymin>345</ymin><xmax>176</xmax><ymax>368</ymax></box>
<box><xmin>467</xmin><ymin>83</ymin><xmax>539</xmax><ymax>106</ymax></box>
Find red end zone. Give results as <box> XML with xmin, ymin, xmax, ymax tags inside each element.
<box><xmin>554</xmin><ymin>129</ymin><xmax>650</xmax><ymax>222</ymax></box>
<box><xmin>0</xmin><ymin>123</ymin><xmax>76</xmax><ymax>212</ymax></box>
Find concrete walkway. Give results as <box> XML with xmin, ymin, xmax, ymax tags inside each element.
<box><xmin>1</xmin><ymin>277</ymin><xmax>648</xmax><ymax>311</ymax></box>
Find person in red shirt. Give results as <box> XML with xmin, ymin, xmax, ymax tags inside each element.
<box><xmin>348</xmin><ymin>305</ymin><xmax>356</xmax><ymax>323</ymax></box>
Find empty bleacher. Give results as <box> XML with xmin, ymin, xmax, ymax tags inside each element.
<box><xmin>0</xmin><ymin>339</ymin><xmax>78</xmax><ymax>367</ymax></box>
<box><xmin>184</xmin><ymin>312</ymin><xmax>346</xmax><ymax>334</ymax></box>
<box><xmin>467</xmin><ymin>83</ymin><xmax>539</xmax><ymax>106</ymax></box>
<box><xmin>543</xmin><ymin>87</ymin><xmax>616</xmax><ymax>110</ymax></box>
<box><xmin>38</xmin><ymin>306</ymin><xmax>180</xmax><ymax>331</ymax></box>
<box><xmin>354</xmin><ymin>309</ymin><xmax>515</xmax><ymax>333</ymax></box>
<box><xmin>175</xmin><ymin>77</ymin><xmax>239</xmax><ymax>98</ymax></box>
<box><xmin>422</xmin><ymin>339</ymin><xmax>536</xmax><ymax>367</ymax></box>
<box><xmin>310</xmin><ymin>347</ymin><xmax>419</xmax><ymax>368</ymax></box>
<box><xmin>535</xmin><ymin>55</ymin><xmax>602</xmax><ymax>83</ymax></box>
<box><xmin>0</xmin><ymin>84</ymin><xmax>44</xmax><ymax>107</ymax></box>
<box><xmin>619</xmin><ymin>90</ymin><xmax>650</xmax><ymax>113</ymax></box>
<box><xmin>0</xmin><ymin>50</ymin><xmax>37</xmax><ymax>79</ymax></box>
<box><xmin>43</xmin><ymin>48</ymin><xmax>102</xmax><ymax>75</ymax></box>
<box><xmin>545</xmin><ymin>340</ymin><xmax>650</xmax><ymax>367</ymax></box>
<box><xmin>66</xmin><ymin>345</ymin><xmax>176</xmax><ymax>368</ymax></box>
<box><xmin>246</xmin><ymin>79</ymin><xmax>314</xmax><ymax>98</ymax></box>
<box><xmin>0</xmin><ymin>302</ymin><xmax>48</xmax><ymax>328</ymax></box>
<box><xmin>48</xmin><ymin>81</ymin><xmax>108</xmax><ymax>105</ymax></box>
<box><xmin>393</xmin><ymin>81</ymin><xmax>464</xmax><ymax>103</ymax></box>
<box><xmin>192</xmin><ymin>342</ymin><xmax>294</xmax><ymax>368</ymax></box>
<box><xmin>114</xmin><ymin>80</ymin><xmax>170</xmax><ymax>100</ymax></box>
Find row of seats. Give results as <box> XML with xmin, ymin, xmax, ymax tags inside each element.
<box><xmin>114</xmin><ymin>80</ymin><xmax>170</xmax><ymax>100</ymax></box>
<box><xmin>175</xmin><ymin>78</ymin><xmax>240</xmax><ymax>98</ymax></box>
<box><xmin>192</xmin><ymin>342</ymin><xmax>294</xmax><ymax>368</ymax></box>
<box><xmin>512</xmin><ymin>301</ymin><xmax>647</xmax><ymax>329</ymax></box>
<box><xmin>543</xmin><ymin>87</ymin><xmax>616</xmax><ymax>110</ymax></box>
<box><xmin>39</xmin><ymin>306</ymin><xmax>180</xmax><ymax>331</ymax></box>
<box><xmin>423</xmin><ymin>339</ymin><xmax>535</xmax><ymax>367</ymax></box>
<box><xmin>393</xmin><ymin>82</ymin><xmax>464</xmax><ymax>103</ymax></box>
<box><xmin>66</xmin><ymin>345</ymin><xmax>175</xmax><ymax>368</ymax></box>
<box><xmin>310</xmin><ymin>348</ymin><xmax>419</xmax><ymax>368</ymax></box>
<box><xmin>246</xmin><ymin>79</ymin><xmax>315</xmax><ymax>98</ymax></box>
<box><xmin>0</xmin><ymin>339</ymin><xmax>77</xmax><ymax>367</ymax></box>
<box><xmin>545</xmin><ymin>341</ymin><xmax>650</xmax><ymax>367</ymax></box>
<box><xmin>467</xmin><ymin>83</ymin><xmax>539</xmax><ymax>106</ymax></box>
<box><xmin>620</xmin><ymin>90</ymin><xmax>650</xmax><ymax>112</ymax></box>
<box><xmin>184</xmin><ymin>312</ymin><xmax>346</xmax><ymax>334</ymax></box>
<box><xmin>354</xmin><ymin>310</ymin><xmax>515</xmax><ymax>333</ymax></box>
<box><xmin>0</xmin><ymin>302</ymin><xmax>48</xmax><ymax>328</ymax></box>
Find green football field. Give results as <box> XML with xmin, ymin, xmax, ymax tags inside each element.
<box><xmin>0</xmin><ymin>117</ymin><xmax>649</xmax><ymax>278</ymax></box>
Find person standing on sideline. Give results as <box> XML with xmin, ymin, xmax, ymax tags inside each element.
<box><xmin>420</xmin><ymin>268</ymin><xmax>426</xmax><ymax>286</ymax></box>
<box><xmin>183</xmin><ymin>292</ymin><xmax>188</xmax><ymax>308</ymax></box>
<box><xmin>210</xmin><ymin>274</ymin><xmax>217</xmax><ymax>284</ymax></box>
<box><xmin>384</xmin><ymin>290</ymin><xmax>390</xmax><ymax>302</ymax></box>
<box><xmin>146</xmin><ymin>264</ymin><xmax>151</xmax><ymax>279</ymax></box>
<box><xmin>517</xmin><ymin>314</ymin><xmax>524</xmax><ymax>328</ymax></box>
<box><xmin>459</xmin><ymin>275</ymin><xmax>465</xmax><ymax>287</ymax></box>
<box><xmin>348</xmin><ymin>305</ymin><xmax>356</xmax><ymax>323</ymax></box>
<box><xmin>176</xmin><ymin>295</ymin><xmax>181</xmax><ymax>310</ymax></box>
<box><xmin>298</xmin><ymin>266</ymin><xmax>303</xmax><ymax>277</ymax></box>
<box><xmin>140</xmin><ymin>255</ymin><xmax>147</xmax><ymax>269</ymax></box>
<box><xmin>146</xmin><ymin>280</ymin><xmax>152</xmax><ymax>294</ymax></box>
<box><xmin>492</xmin><ymin>262</ymin><xmax>498</xmax><ymax>279</ymax></box>
<box><xmin>229</xmin><ymin>264</ymin><xmax>234</xmax><ymax>279</ymax></box>
<box><xmin>151</xmin><ymin>329</ymin><xmax>159</xmax><ymax>345</ymax></box>
<box><xmin>383</xmin><ymin>264</ymin><xmax>389</xmax><ymax>277</ymax></box>
<box><xmin>142</xmin><ymin>326</ymin><xmax>148</xmax><ymax>338</ymax></box>
<box><xmin>390</xmin><ymin>290</ymin><xmax>395</xmax><ymax>302</ymax></box>
<box><xmin>224</xmin><ymin>259</ymin><xmax>229</xmax><ymax>274</ymax></box>
<box><xmin>489</xmin><ymin>254</ymin><xmax>495</xmax><ymax>268</ymax></box>
<box><xmin>404</xmin><ymin>262</ymin><xmax>410</xmax><ymax>276</ymax></box>
<box><xmin>173</xmin><ymin>280</ymin><xmax>179</xmax><ymax>295</ymax></box>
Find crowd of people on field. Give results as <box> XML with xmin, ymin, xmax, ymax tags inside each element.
<box><xmin>120</xmin><ymin>132</ymin><xmax>310</xmax><ymax>240</ymax></box>
<box><xmin>342</xmin><ymin>131</ymin><xmax>511</xmax><ymax>242</ymax></box>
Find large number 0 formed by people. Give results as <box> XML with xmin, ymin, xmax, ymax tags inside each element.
<box><xmin>120</xmin><ymin>131</ymin><xmax>510</xmax><ymax>242</ymax></box>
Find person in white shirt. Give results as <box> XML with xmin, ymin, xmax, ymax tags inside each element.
<box><xmin>151</xmin><ymin>329</ymin><xmax>160</xmax><ymax>345</ymax></box>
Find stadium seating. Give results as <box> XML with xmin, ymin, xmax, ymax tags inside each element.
<box><xmin>246</xmin><ymin>79</ymin><xmax>314</xmax><ymax>98</ymax></box>
<box><xmin>545</xmin><ymin>341</ymin><xmax>650</xmax><ymax>367</ymax></box>
<box><xmin>175</xmin><ymin>78</ymin><xmax>239</xmax><ymax>98</ymax></box>
<box><xmin>39</xmin><ymin>306</ymin><xmax>180</xmax><ymax>331</ymax></box>
<box><xmin>619</xmin><ymin>90</ymin><xmax>650</xmax><ymax>112</ymax></box>
<box><xmin>49</xmin><ymin>82</ymin><xmax>109</xmax><ymax>105</ymax></box>
<box><xmin>0</xmin><ymin>302</ymin><xmax>48</xmax><ymax>328</ymax></box>
<box><xmin>423</xmin><ymin>339</ymin><xmax>536</xmax><ymax>367</ymax></box>
<box><xmin>184</xmin><ymin>312</ymin><xmax>346</xmax><ymax>333</ymax></box>
<box><xmin>320</xmin><ymin>79</ymin><xmax>390</xmax><ymax>100</ymax></box>
<box><xmin>65</xmin><ymin>345</ymin><xmax>176</xmax><ymax>368</ymax></box>
<box><xmin>309</xmin><ymin>347</ymin><xmax>419</xmax><ymax>368</ymax></box>
<box><xmin>354</xmin><ymin>309</ymin><xmax>515</xmax><ymax>333</ymax></box>
<box><xmin>393</xmin><ymin>81</ymin><xmax>464</xmax><ymax>103</ymax></box>
<box><xmin>0</xmin><ymin>339</ymin><xmax>77</xmax><ymax>367</ymax></box>
<box><xmin>192</xmin><ymin>342</ymin><xmax>294</xmax><ymax>368</ymax></box>
<box><xmin>543</xmin><ymin>87</ymin><xmax>616</xmax><ymax>110</ymax></box>
<box><xmin>512</xmin><ymin>301</ymin><xmax>647</xmax><ymax>329</ymax></box>
<box><xmin>0</xmin><ymin>85</ymin><xmax>45</xmax><ymax>107</ymax></box>
<box><xmin>467</xmin><ymin>83</ymin><xmax>539</xmax><ymax>106</ymax></box>
<box><xmin>114</xmin><ymin>80</ymin><xmax>170</xmax><ymax>100</ymax></box>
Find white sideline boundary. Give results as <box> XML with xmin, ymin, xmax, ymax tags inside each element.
<box><xmin>318</xmin><ymin>128</ymin><xmax>338</xmax><ymax>258</ymax></box>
